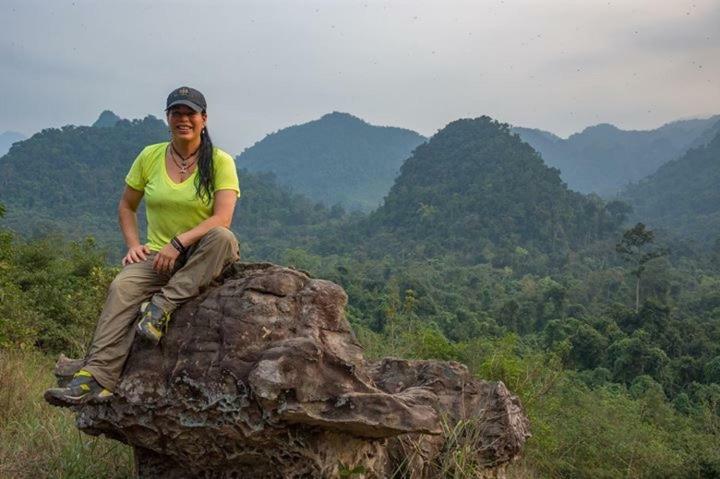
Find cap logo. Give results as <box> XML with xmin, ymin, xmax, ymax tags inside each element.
<box><xmin>178</xmin><ymin>87</ymin><xmax>190</xmax><ymax>96</ymax></box>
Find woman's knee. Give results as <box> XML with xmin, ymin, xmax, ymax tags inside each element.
<box><xmin>205</xmin><ymin>226</ymin><xmax>237</xmax><ymax>246</ymax></box>
<box><xmin>202</xmin><ymin>227</ymin><xmax>240</xmax><ymax>260</ymax></box>
<box><xmin>108</xmin><ymin>270</ymin><xmax>152</xmax><ymax>301</ymax></box>
<box><xmin>108</xmin><ymin>276</ymin><xmax>137</xmax><ymax>298</ymax></box>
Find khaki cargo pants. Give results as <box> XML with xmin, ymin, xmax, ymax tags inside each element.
<box><xmin>83</xmin><ymin>227</ymin><xmax>240</xmax><ymax>391</ymax></box>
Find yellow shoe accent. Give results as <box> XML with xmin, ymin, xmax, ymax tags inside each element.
<box><xmin>147</xmin><ymin>323</ymin><xmax>163</xmax><ymax>340</ymax></box>
<box><xmin>137</xmin><ymin>301</ymin><xmax>171</xmax><ymax>344</ymax></box>
<box><xmin>97</xmin><ymin>389</ymin><xmax>114</xmax><ymax>400</ymax></box>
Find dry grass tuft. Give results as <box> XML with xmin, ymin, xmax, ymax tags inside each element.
<box><xmin>390</xmin><ymin>414</ymin><xmax>536</xmax><ymax>479</ymax></box>
<box><xmin>0</xmin><ymin>349</ymin><xmax>133</xmax><ymax>479</ymax></box>
<box><xmin>436</xmin><ymin>415</ymin><xmax>498</xmax><ymax>479</ymax></box>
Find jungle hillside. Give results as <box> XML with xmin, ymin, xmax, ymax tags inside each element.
<box><xmin>2</xmin><ymin>110</ymin><xmax>720</xmax><ymax>477</ymax></box>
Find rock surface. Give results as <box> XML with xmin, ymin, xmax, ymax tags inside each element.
<box><xmin>47</xmin><ymin>263</ymin><xmax>530</xmax><ymax>478</ymax></box>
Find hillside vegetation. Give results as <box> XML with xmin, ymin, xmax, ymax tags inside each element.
<box><xmin>514</xmin><ymin>115</ymin><xmax>720</xmax><ymax>195</ymax></box>
<box><xmin>2</xmin><ymin>113</ymin><xmax>720</xmax><ymax>477</ymax></box>
<box><xmin>344</xmin><ymin>117</ymin><xmax>627</xmax><ymax>262</ymax></box>
<box><xmin>0</xmin><ymin>115</ymin><xmax>343</xmax><ymax>260</ymax></box>
<box><xmin>621</xmin><ymin>130</ymin><xmax>720</xmax><ymax>245</ymax></box>
<box><xmin>0</xmin><ymin>131</ymin><xmax>26</xmax><ymax>157</ymax></box>
<box><xmin>238</xmin><ymin>112</ymin><xmax>426</xmax><ymax>211</ymax></box>
<box><xmin>0</xmin><ymin>115</ymin><xmax>168</xmax><ymax>251</ymax></box>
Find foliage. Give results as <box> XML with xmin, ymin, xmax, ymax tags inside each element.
<box><xmin>0</xmin><ymin>130</ymin><xmax>26</xmax><ymax>157</ymax></box>
<box><xmin>92</xmin><ymin>110</ymin><xmax>122</xmax><ymax>128</ymax></box>
<box><xmin>0</xmin><ymin>116</ymin><xmax>168</xmax><ymax>254</ymax></box>
<box><xmin>0</xmin><ymin>230</ymin><xmax>114</xmax><ymax>355</ymax></box>
<box><xmin>2</xmin><ymin>112</ymin><xmax>720</xmax><ymax>475</ymax></box>
<box><xmin>621</xmin><ymin>129</ymin><xmax>720</xmax><ymax>245</ymax></box>
<box><xmin>0</xmin><ymin>119</ymin><xmax>350</xmax><ymax>261</ymax></box>
<box><xmin>0</xmin><ymin>349</ymin><xmax>132</xmax><ymax>478</ymax></box>
<box><xmin>616</xmin><ymin>223</ymin><xmax>668</xmax><ymax>311</ymax></box>
<box><xmin>238</xmin><ymin>111</ymin><xmax>425</xmax><ymax>211</ymax></box>
<box><xmin>514</xmin><ymin>115</ymin><xmax>719</xmax><ymax>195</ymax></box>
<box><xmin>234</xmin><ymin>169</ymin><xmax>349</xmax><ymax>261</ymax></box>
<box><xmin>355</xmin><ymin>324</ymin><xmax>720</xmax><ymax>478</ymax></box>
<box><xmin>350</xmin><ymin>117</ymin><xmax>628</xmax><ymax>262</ymax></box>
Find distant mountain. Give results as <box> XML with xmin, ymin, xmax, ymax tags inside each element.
<box><xmin>620</xmin><ymin>130</ymin><xmax>720</xmax><ymax>245</ymax></box>
<box><xmin>0</xmin><ymin>131</ymin><xmax>26</xmax><ymax>157</ymax></box>
<box><xmin>92</xmin><ymin>110</ymin><xmax>123</xmax><ymax>128</ymax></box>
<box><xmin>0</xmin><ymin>116</ymin><xmax>169</xmax><ymax>250</ymax></box>
<box><xmin>511</xmin><ymin>127</ymin><xmax>562</xmax><ymax>153</ymax></box>
<box><xmin>513</xmin><ymin>115</ymin><xmax>720</xmax><ymax>195</ymax></box>
<box><xmin>688</xmin><ymin>118</ymin><xmax>720</xmax><ymax>149</ymax></box>
<box><xmin>349</xmin><ymin>117</ymin><xmax>627</xmax><ymax>262</ymax></box>
<box><xmin>237</xmin><ymin>112</ymin><xmax>426</xmax><ymax>211</ymax></box>
<box><xmin>0</xmin><ymin>115</ymin><xmax>343</xmax><ymax>260</ymax></box>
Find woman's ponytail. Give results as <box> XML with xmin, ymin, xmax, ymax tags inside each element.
<box><xmin>195</xmin><ymin>125</ymin><xmax>215</xmax><ymax>204</ymax></box>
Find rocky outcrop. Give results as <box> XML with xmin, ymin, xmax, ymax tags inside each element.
<box><xmin>47</xmin><ymin>263</ymin><xmax>530</xmax><ymax>478</ymax></box>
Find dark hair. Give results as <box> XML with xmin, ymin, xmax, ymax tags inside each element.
<box><xmin>195</xmin><ymin>124</ymin><xmax>215</xmax><ymax>204</ymax></box>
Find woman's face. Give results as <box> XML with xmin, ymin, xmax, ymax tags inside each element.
<box><xmin>167</xmin><ymin>105</ymin><xmax>206</xmax><ymax>143</ymax></box>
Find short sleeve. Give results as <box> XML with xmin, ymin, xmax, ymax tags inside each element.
<box><xmin>213</xmin><ymin>149</ymin><xmax>241</xmax><ymax>198</ymax></box>
<box><xmin>125</xmin><ymin>147</ymin><xmax>149</xmax><ymax>191</ymax></box>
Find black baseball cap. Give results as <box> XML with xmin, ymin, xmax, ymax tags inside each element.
<box><xmin>166</xmin><ymin>86</ymin><xmax>207</xmax><ymax>112</ymax></box>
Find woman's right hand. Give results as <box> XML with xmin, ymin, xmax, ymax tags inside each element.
<box><xmin>122</xmin><ymin>244</ymin><xmax>151</xmax><ymax>266</ymax></box>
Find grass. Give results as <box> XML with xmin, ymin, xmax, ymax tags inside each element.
<box><xmin>436</xmin><ymin>416</ymin><xmax>500</xmax><ymax>478</ymax></box>
<box><xmin>1</xmin><ymin>346</ymin><xmax>529</xmax><ymax>479</ymax></box>
<box><xmin>0</xmin><ymin>349</ymin><xmax>133</xmax><ymax>479</ymax></box>
<box><xmin>389</xmin><ymin>414</ymin><xmax>538</xmax><ymax>479</ymax></box>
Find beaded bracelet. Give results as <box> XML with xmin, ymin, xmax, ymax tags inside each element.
<box><xmin>170</xmin><ymin>236</ymin><xmax>187</xmax><ymax>255</ymax></box>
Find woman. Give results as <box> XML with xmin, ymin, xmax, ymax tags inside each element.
<box><xmin>46</xmin><ymin>86</ymin><xmax>240</xmax><ymax>404</ymax></box>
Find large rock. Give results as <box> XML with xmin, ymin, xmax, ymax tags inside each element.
<box><xmin>47</xmin><ymin>263</ymin><xmax>530</xmax><ymax>478</ymax></box>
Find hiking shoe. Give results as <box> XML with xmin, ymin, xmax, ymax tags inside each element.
<box><xmin>136</xmin><ymin>301</ymin><xmax>171</xmax><ymax>345</ymax></box>
<box><xmin>44</xmin><ymin>370</ymin><xmax>114</xmax><ymax>406</ymax></box>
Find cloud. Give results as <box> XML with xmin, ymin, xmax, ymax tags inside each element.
<box><xmin>0</xmin><ymin>0</ymin><xmax>718</xmax><ymax>150</ymax></box>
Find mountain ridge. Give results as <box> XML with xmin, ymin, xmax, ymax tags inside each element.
<box><xmin>0</xmin><ymin>131</ymin><xmax>27</xmax><ymax>157</ymax></box>
<box><xmin>343</xmin><ymin>116</ymin><xmax>628</xmax><ymax>263</ymax></box>
<box><xmin>237</xmin><ymin>111</ymin><xmax>426</xmax><ymax>211</ymax></box>
<box><xmin>0</xmin><ymin>113</ymin><xmax>345</xmax><ymax>261</ymax></box>
<box><xmin>620</xmin><ymin>129</ymin><xmax>720</xmax><ymax>244</ymax></box>
<box><xmin>92</xmin><ymin>110</ymin><xmax>123</xmax><ymax>128</ymax></box>
<box><xmin>512</xmin><ymin>115</ymin><xmax>720</xmax><ymax>195</ymax></box>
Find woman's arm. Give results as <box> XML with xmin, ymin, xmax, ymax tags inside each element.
<box><xmin>177</xmin><ymin>189</ymin><xmax>237</xmax><ymax>247</ymax></box>
<box><xmin>152</xmin><ymin>189</ymin><xmax>238</xmax><ymax>273</ymax></box>
<box><xmin>118</xmin><ymin>185</ymin><xmax>150</xmax><ymax>265</ymax></box>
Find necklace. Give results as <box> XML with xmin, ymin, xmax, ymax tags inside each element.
<box><xmin>169</xmin><ymin>143</ymin><xmax>199</xmax><ymax>180</ymax></box>
<box><xmin>171</xmin><ymin>142</ymin><xmax>200</xmax><ymax>162</ymax></box>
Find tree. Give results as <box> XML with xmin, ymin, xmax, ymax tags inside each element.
<box><xmin>616</xmin><ymin>223</ymin><xmax>668</xmax><ymax>312</ymax></box>
<box><xmin>569</xmin><ymin>323</ymin><xmax>608</xmax><ymax>370</ymax></box>
<box><xmin>607</xmin><ymin>330</ymin><xmax>668</xmax><ymax>383</ymax></box>
<box><xmin>706</xmin><ymin>356</ymin><xmax>720</xmax><ymax>385</ymax></box>
<box><xmin>604</xmin><ymin>200</ymin><xmax>633</xmax><ymax>231</ymax></box>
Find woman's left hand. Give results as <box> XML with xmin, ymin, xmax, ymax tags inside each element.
<box><xmin>153</xmin><ymin>243</ymin><xmax>181</xmax><ymax>273</ymax></box>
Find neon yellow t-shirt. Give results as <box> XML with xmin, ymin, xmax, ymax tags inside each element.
<box><xmin>125</xmin><ymin>142</ymin><xmax>240</xmax><ymax>252</ymax></box>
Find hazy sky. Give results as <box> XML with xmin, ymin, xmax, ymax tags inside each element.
<box><xmin>2</xmin><ymin>0</ymin><xmax>718</xmax><ymax>155</ymax></box>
